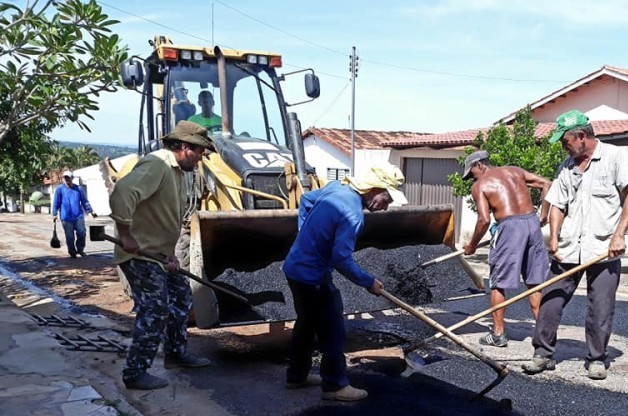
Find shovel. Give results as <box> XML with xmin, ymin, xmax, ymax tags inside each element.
<box><xmin>92</xmin><ymin>228</ymin><xmax>251</xmax><ymax>306</ymax></box>
<box><xmin>50</xmin><ymin>221</ymin><xmax>61</xmax><ymax>249</ymax></box>
<box><xmin>418</xmin><ymin>240</ymin><xmax>490</xmax><ymax>269</ymax></box>
<box><xmin>380</xmin><ymin>289</ymin><xmax>508</xmax><ymax>399</ymax></box>
<box><xmin>418</xmin><ymin>253</ymin><xmax>609</xmax><ymax>346</ymax></box>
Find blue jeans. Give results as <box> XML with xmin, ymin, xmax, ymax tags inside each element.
<box><xmin>61</xmin><ymin>217</ymin><xmax>86</xmax><ymax>255</ymax></box>
<box><xmin>286</xmin><ymin>278</ymin><xmax>349</xmax><ymax>392</ymax></box>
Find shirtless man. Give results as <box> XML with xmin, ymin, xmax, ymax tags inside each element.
<box><xmin>462</xmin><ymin>150</ymin><xmax>551</xmax><ymax>347</ymax></box>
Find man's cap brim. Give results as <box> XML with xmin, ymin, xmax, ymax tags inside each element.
<box><xmin>549</xmin><ymin>128</ymin><xmax>566</xmax><ymax>144</ymax></box>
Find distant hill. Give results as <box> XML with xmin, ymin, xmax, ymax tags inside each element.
<box><xmin>59</xmin><ymin>141</ymin><xmax>136</xmax><ymax>159</ymax></box>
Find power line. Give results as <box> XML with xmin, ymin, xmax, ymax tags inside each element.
<box><xmin>360</xmin><ymin>59</ymin><xmax>564</xmax><ymax>83</ymax></box>
<box><xmin>213</xmin><ymin>0</ymin><xmax>347</xmax><ymax>57</ymax></box>
<box><xmin>99</xmin><ymin>1</ymin><xmax>348</xmax><ymax>80</ymax></box>
<box><xmin>211</xmin><ymin>2</ymin><xmax>567</xmax><ymax>85</ymax></box>
<box><xmin>99</xmin><ymin>1</ymin><xmax>215</xmax><ymax>45</ymax></box>
<box><xmin>311</xmin><ymin>80</ymin><xmax>351</xmax><ymax>127</ymax></box>
<box><xmin>100</xmin><ymin>1</ymin><xmax>566</xmax><ymax>85</ymax></box>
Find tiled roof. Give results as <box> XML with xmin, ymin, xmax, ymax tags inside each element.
<box><xmin>384</xmin><ymin>128</ymin><xmax>489</xmax><ymax>148</ymax></box>
<box><xmin>385</xmin><ymin>120</ymin><xmax>628</xmax><ymax>148</ymax></box>
<box><xmin>500</xmin><ymin>65</ymin><xmax>628</xmax><ymax>123</ymax></box>
<box><xmin>302</xmin><ymin>127</ymin><xmax>429</xmax><ymax>156</ymax></box>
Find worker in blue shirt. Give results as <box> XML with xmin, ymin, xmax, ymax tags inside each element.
<box><xmin>52</xmin><ymin>171</ymin><xmax>97</xmax><ymax>258</ymax></box>
<box><xmin>283</xmin><ymin>163</ymin><xmax>408</xmax><ymax>402</ymax></box>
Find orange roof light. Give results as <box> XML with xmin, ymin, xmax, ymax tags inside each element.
<box><xmin>269</xmin><ymin>56</ymin><xmax>282</xmax><ymax>68</ymax></box>
<box><xmin>162</xmin><ymin>47</ymin><xmax>179</xmax><ymax>61</ymax></box>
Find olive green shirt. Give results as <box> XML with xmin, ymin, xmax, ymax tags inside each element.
<box><xmin>546</xmin><ymin>140</ymin><xmax>628</xmax><ymax>264</ymax></box>
<box><xmin>109</xmin><ymin>149</ymin><xmax>186</xmax><ymax>265</ymax></box>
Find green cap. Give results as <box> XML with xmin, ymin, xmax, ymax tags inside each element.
<box><xmin>549</xmin><ymin>110</ymin><xmax>590</xmax><ymax>143</ymax></box>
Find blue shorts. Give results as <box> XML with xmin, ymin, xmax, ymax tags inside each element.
<box><xmin>489</xmin><ymin>212</ymin><xmax>550</xmax><ymax>290</ymax></box>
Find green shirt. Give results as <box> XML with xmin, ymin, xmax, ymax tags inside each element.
<box><xmin>187</xmin><ymin>113</ymin><xmax>222</xmax><ymax>133</ymax></box>
<box><xmin>109</xmin><ymin>149</ymin><xmax>186</xmax><ymax>265</ymax></box>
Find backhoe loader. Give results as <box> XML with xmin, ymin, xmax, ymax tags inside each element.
<box><xmin>109</xmin><ymin>36</ymin><xmax>455</xmax><ymax>328</ymax></box>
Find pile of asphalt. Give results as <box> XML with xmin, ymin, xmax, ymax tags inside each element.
<box><xmin>213</xmin><ymin>244</ymin><xmax>480</xmax><ymax>325</ymax></box>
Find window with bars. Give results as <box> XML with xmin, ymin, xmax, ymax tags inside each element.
<box><xmin>327</xmin><ymin>168</ymin><xmax>350</xmax><ymax>181</ymax></box>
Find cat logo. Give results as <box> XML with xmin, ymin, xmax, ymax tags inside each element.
<box><xmin>243</xmin><ymin>152</ymin><xmax>293</xmax><ymax>168</ymax></box>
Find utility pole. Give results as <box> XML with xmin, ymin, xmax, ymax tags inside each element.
<box><xmin>349</xmin><ymin>46</ymin><xmax>358</xmax><ymax>175</ymax></box>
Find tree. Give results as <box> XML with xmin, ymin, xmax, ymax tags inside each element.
<box><xmin>73</xmin><ymin>144</ymin><xmax>100</xmax><ymax>168</ymax></box>
<box><xmin>43</xmin><ymin>141</ymin><xmax>75</xmax><ymax>177</ymax></box>
<box><xmin>0</xmin><ymin>120</ymin><xmax>55</xmax><ymax>209</ymax></box>
<box><xmin>0</xmin><ymin>0</ymin><xmax>128</xmax><ymax>144</ymax></box>
<box><xmin>449</xmin><ymin>106</ymin><xmax>566</xmax><ymax>210</ymax></box>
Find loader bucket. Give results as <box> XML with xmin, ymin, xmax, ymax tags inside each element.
<box><xmin>192</xmin><ymin>204</ymin><xmax>455</xmax><ymax>282</ymax></box>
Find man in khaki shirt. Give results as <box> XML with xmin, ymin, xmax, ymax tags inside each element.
<box><xmin>523</xmin><ymin>110</ymin><xmax>628</xmax><ymax>380</ymax></box>
<box><xmin>110</xmin><ymin>121</ymin><xmax>213</xmax><ymax>390</ymax></box>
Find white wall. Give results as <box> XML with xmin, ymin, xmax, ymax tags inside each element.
<box><xmin>303</xmin><ymin>136</ymin><xmax>350</xmax><ymax>178</ymax></box>
<box><xmin>354</xmin><ymin>149</ymin><xmax>392</xmax><ymax>176</ymax></box>
<box><xmin>50</xmin><ymin>154</ymin><xmax>136</xmax><ymax>216</ymax></box>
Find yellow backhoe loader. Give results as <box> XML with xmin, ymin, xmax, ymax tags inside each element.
<box><xmin>107</xmin><ymin>36</ymin><xmax>455</xmax><ymax>328</ymax></box>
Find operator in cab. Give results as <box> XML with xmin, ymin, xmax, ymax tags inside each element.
<box><xmin>187</xmin><ymin>90</ymin><xmax>222</xmax><ymax>133</ymax></box>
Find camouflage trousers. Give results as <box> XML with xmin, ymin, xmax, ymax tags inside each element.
<box><xmin>119</xmin><ymin>259</ymin><xmax>192</xmax><ymax>380</ymax></box>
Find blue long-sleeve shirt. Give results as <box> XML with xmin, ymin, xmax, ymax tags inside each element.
<box><xmin>52</xmin><ymin>184</ymin><xmax>93</xmax><ymax>222</ymax></box>
<box><xmin>283</xmin><ymin>181</ymin><xmax>375</xmax><ymax>288</ymax></box>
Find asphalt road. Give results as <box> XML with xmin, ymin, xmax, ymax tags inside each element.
<box><xmin>2</xmin><ymin>213</ymin><xmax>628</xmax><ymax>415</ymax></box>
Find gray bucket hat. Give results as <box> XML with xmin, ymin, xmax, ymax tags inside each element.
<box><xmin>462</xmin><ymin>150</ymin><xmax>489</xmax><ymax>180</ymax></box>
<box><xmin>162</xmin><ymin>120</ymin><xmax>213</xmax><ymax>149</ymax></box>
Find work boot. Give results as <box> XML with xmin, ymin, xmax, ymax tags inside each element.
<box><xmin>479</xmin><ymin>331</ymin><xmax>508</xmax><ymax>347</ymax></box>
<box><xmin>78</xmin><ymin>250</ymin><xmax>87</xmax><ymax>257</ymax></box>
<box><xmin>164</xmin><ymin>353</ymin><xmax>211</xmax><ymax>369</ymax></box>
<box><xmin>286</xmin><ymin>374</ymin><xmax>322</xmax><ymax>389</ymax></box>
<box><xmin>587</xmin><ymin>361</ymin><xmax>607</xmax><ymax>380</ymax></box>
<box><xmin>123</xmin><ymin>372</ymin><xmax>168</xmax><ymax>390</ymax></box>
<box><xmin>522</xmin><ymin>355</ymin><xmax>556</xmax><ymax>375</ymax></box>
<box><xmin>321</xmin><ymin>385</ymin><xmax>368</xmax><ymax>401</ymax></box>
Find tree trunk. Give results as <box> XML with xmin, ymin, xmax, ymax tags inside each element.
<box><xmin>20</xmin><ymin>187</ymin><xmax>25</xmax><ymax>214</ymax></box>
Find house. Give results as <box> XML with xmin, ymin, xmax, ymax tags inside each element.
<box><xmin>383</xmin><ymin>64</ymin><xmax>628</xmax><ymax>242</ymax></box>
<box><xmin>302</xmin><ymin>127</ymin><xmax>467</xmax><ymax>241</ymax></box>
<box><xmin>302</xmin><ymin>127</ymin><xmax>428</xmax><ymax>179</ymax></box>
<box><xmin>305</xmin><ymin>65</ymin><xmax>628</xmax><ymax>244</ymax></box>
<box><xmin>46</xmin><ymin>154</ymin><xmax>137</xmax><ymax>216</ymax></box>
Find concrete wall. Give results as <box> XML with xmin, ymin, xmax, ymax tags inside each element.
<box><xmin>533</xmin><ymin>77</ymin><xmax>628</xmax><ymax>122</ymax></box>
<box><xmin>303</xmin><ymin>136</ymin><xmax>350</xmax><ymax>178</ymax></box>
<box><xmin>304</xmin><ymin>140</ymin><xmax>484</xmax><ymax>245</ymax></box>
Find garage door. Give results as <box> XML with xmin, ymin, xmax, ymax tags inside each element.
<box><xmin>402</xmin><ymin>158</ymin><xmax>463</xmax><ymax>242</ymax></box>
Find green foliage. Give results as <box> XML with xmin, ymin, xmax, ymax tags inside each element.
<box><xmin>0</xmin><ymin>0</ymin><xmax>128</xmax><ymax>143</ymax></box>
<box><xmin>0</xmin><ymin>117</ymin><xmax>54</xmax><ymax>196</ymax></box>
<box><xmin>448</xmin><ymin>106</ymin><xmax>566</xmax><ymax>211</ymax></box>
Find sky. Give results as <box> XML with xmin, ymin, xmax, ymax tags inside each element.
<box><xmin>48</xmin><ymin>0</ymin><xmax>628</xmax><ymax>147</ymax></box>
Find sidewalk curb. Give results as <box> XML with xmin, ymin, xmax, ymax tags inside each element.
<box><xmin>0</xmin><ymin>281</ymin><xmax>143</xmax><ymax>416</ymax></box>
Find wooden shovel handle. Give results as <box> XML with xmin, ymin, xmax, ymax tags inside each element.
<box><xmin>419</xmin><ymin>240</ymin><xmax>490</xmax><ymax>269</ymax></box>
<box><xmin>381</xmin><ymin>290</ymin><xmax>508</xmax><ymax>377</ymax></box>
<box><xmin>421</xmin><ymin>253</ymin><xmax>609</xmax><ymax>345</ymax></box>
<box><xmin>101</xmin><ymin>233</ymin><xmax>250</xmax><ymax>305</ymax></box>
